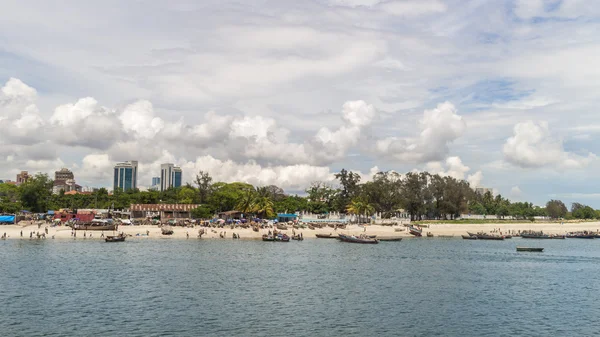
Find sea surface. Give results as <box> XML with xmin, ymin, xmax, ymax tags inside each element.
<box><xmin>1</xmin><ymin>237</ymin><xmax>600</xmax><ymax>337</ymax></box>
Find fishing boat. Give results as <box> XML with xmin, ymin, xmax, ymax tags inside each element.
<box><xmin>74</xmin><ymin>218</ymin><xmax>116</xmax><ymax>231</ymax></box>
<box><xmin>105</xmin><ymin>233</ymin><xmax>126</xmax><ymax>242</ymax></box>
<box><xmin>516</xmin><ymin>247</ymin><xmax>544</xmax><ymax>252</ymax></box>
<box><xmin>566</xmin><ymin>232</ymin><xmax>595</xmax><ymax>239</ymax></box>
<box><xmin>409</xmin><ymin>226</ymin><xmax>423</xmax><ymax>237</ymax></box>
<box><xmin>276</xmin><ymin>224</ymin><xmax>288</xmax><ymax>230</ymax></box>
<box><xmin>315</xmin><ymin>233</ymin><xmax>337</xmax><ymax>239</ymax></box>
<box><xmin>275</xmin><ymin>234</ymin><xmax>290</xmax><ymax>242</ymax></box>
<box><xmin>337</xmin><ymin>233</ymin><xmax>378</xmax><ymax>244</ymax></box>
<box><xmin>262</xmin><ymin>234</ymin><xmax>275</xmax><ymax>241</ymax></box>
<box><xmin>468</xmin><ymin>232</ymin><xmax>504</xmax><ymax>240</ymax></box>
<box><xmin>521</xmin><ymin>232</ymin><xmax>566</xmax><ymax>239</ymax></box>
<box><xmin>462</xmin><ymin>235</ymin><xmax>477</xmax><ymax>240</ymax></box>
<box><xmin>378</xmin><ymin>237</ymin><xmax>403</xmax><ymax>242</ymax></box>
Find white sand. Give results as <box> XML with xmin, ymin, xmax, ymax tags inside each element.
<box><xmin>1</xmin><ymin>221</ymin><xmax>598</xmax><ymax>240</ymax></box>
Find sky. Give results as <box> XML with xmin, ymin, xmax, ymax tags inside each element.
<box><xmin>1</xmin><ymin>0</ymin><xmax>600</xmax><ymax>207</ymax></box>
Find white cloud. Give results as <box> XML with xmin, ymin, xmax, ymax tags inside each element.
<box><xmin>503</xmin><ymin>121</ymin><xmax>596</xmax><ymax>169</ymax></box>
<box><xmin>377</xmin><ymin>102</ymin><xmax>466</xmax><ymax>163</ymax></box>
<box><xmin>425</xmin><ymin>156</ymin><xmax>484</xmax><ymax>187</ymax></box>
<box><xmin>378</xmin><ymin>0</ymin><xmax>447</xmax><ymax>16</ymax></box>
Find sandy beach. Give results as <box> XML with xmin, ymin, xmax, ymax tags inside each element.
<box><xmin>2</xmin><ymin>221</ymin><xmax>600</xmax><ymax>240</ymax></box>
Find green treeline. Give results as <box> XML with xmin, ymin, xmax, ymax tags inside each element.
<box><xmin>1</xmin><ymin>170</ymin><xmax>599</xmax><ymax>221</ymax></box>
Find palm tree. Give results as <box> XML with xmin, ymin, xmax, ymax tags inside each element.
<box><xmin>253</xmin><ymin>196</ymin><xmax>275</xmax><ymax>219</ymax></box>
<box><xmin>235</xmin><ymin>189</ymin><xmax>256</xmax><ymax>219</ymax></box>
<box><xmin>346</xmin><ymin>199</ymin><xmax>375</xmax><ymax>224</ymax></box>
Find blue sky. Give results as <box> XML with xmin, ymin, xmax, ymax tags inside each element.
<box><xmin>1</xmin><ymin>0</ymin><xmax>600</xmax><ymax>208</ymax></box>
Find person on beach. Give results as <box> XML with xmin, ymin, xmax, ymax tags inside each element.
<box><xmin>186</xmin><ymin>232</ymin><xmax>189</xmax><ymax>239</ymax></box>
<box><xmin>20</xmin><ymin>230</ymin><xmax>22</xmax><ymax>237</ymax></box>
<box><xmin>146</xmin><ymin>230</ymin><xmax>150</xmax><ymax>236</ymax></box>
<box><xmin>29</xmin><ymin>232</ymin><xmax>33</xmax><ymax>239</ymax></box>
<box><xmin>101</xmin><ymin>232</ymin><xmax>104</xmax><ymax>238</ymax></box>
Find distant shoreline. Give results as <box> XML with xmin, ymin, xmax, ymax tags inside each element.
<box><xmin>2</xmin><ymin>221</ymin><xmax>600</xmax><ymax>240</ymax></box>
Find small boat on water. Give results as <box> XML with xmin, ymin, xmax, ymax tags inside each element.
<box><xmin>276</xmin><ymin>234</ymin><xmax>290</xmax><ymax>242</ymax></box>
<box><xmin>315</xmin><ymin>233</ymin><xmax>337</xmax><ymax>239</ymax></box>
<box><xmin>409</xmin><ymin>226</ymin><xmax>423</xmax><ymax>237</ymax></box>
<box><xmin>378</xmin><ymin>237</ymin><xmax>403</xmax><ymax>242</ymax></box>
<box><xmin>516</xmin><ymin>247</ymin><xmax>544</xmax><ymax>252</ymax></box>
<box><xmin>462</xmin><ymin>235</ymin><xmax>477</xmax><ymax>240</ymax></box>
<box><xmin>468</xmin><ymin>232</ymin><xmax>504</xmax><ymax>240</ymax></box>
<box><xmin>337</xmin><ymin>233</ymin><xmax>378</xmax><ymax>244</ymax></box>
<box><xmin>521</xmin><ymin>232</ymin><xmax>565</xmax><ymax>239</ymax></box>
<box><xmin>105</xmin><ymin>233</ymin><xmax>126</xmax><ymax>242</ymax></box>
<box><xmin>566</xmin><ymin>232</ymin><xmax>595</xmax><ymax>239</ymax></box>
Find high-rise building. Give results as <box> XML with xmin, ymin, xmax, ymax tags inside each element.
<box><xmin>55</xmin><ymin>168</ymin><xmax>74</xmax><ymax>181</ymax></box>
<box><xmin>160</xmin><ymin>163</ymin><xmax>183</xmax><ymax>191</ymax></box>
<box><xmin>173</xmin><ymin>166</ymin><xmax>182</xmax><ymax>188</ymax></box>
<box><xmin>113</xmin><ymin>161</ymin><xmax>138</xmax><ymax>191</ymax></box>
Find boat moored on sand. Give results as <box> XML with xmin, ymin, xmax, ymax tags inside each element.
<box><xmin>337</xmin><ymin>233</ymin><xmax>378</xmax><ymax>244</ymax></box>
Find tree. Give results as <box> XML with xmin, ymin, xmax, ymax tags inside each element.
<box><xmin>305</xmin><ymin>181</ymin><xmax>337</xmax><ymax>214</ymax></box>
<box><xmin>19</xmin><ymin>173</ymin><xmax>53</xmax><ymax>212</ymax></box>
<box><xmin>346</xmin><ymin>198</ymin><xmax>375</xmax><ymax>224</ymax></box>
<box><xmin>334</xmin><ymin>169</ymin><xmax>361</xmax><ymax>213</ymax></box>
<box><xmin>194</xmin><ymin>170</ymin><xmax>213</xmax><ymax>203</ymax></box>
<box><xmin>546</xmin><ymin>200</ymin><xmax>567</xmax><ymax>219</ymax></box>
<box><xmin>361</xmin><ymin>172</ymin><xmax>403</xmax><ymax>218</ymax></box>
<box><xmin>191</xmin><ymin>205</ymin><xmax>215</xmax><ymax>219</ymax></box>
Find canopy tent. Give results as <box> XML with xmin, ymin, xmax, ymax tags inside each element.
<box><xmin>0</xmin><ymin>215</ymin><xmax>15</xmax><ymax>223</ymax></box>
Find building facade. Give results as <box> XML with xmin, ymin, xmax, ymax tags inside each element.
<box><xmin>16</xmin><ymin>171</ymin><xmax>29</xmax><ymax>185</ymax></box>
<box><xmin>53</xmin><ymin>179</ymin><xmax>82</xmax><ymax>194</ymax></box>
<box><xmin>55</xmin><ymin>168</ymin><xmax>74</xmax><ymax>181</ymax></box>
<box><xmin>113</xmin><ymin>161</ymin><xmax>138</xmax><ymax>192</ymax></box>
<box><xmin>152</xmin><ymin>177</ymin><xmax>160</xmax><ymax>186</ymax></box>
<box><xmin>160</xmin><ymin>163</ymin><xmax>182</xmax><ymax>191</ymax></box>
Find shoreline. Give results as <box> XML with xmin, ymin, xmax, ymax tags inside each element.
<box><xmin>2</xmin><ymin>221</ymin><xmax>600</xmax><ymax>240</ymax></box>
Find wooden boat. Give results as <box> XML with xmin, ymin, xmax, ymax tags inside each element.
<box><xmin>105</xmin><ymin>233</ymin><xmax>126</xmax><ymax>242</ymax></box>
<box><xmin>478</xmin><ymin>234</ymin><xmax>504</xmax><ymax>240</ymax></box>
<box><xmin>337</xmin><ymin>233</ymin><xmax>378</xmax><ymax>244</ymax></box>
<box><xmin>469</xmin><ymin>232</ymin><xmax>504</xmax><ymax>240</ymax></box>
<box><xmin>315</xmin><ymin>234</ymin><xmax>337</xmax><ymax>239</ymax></box>
<box><xmin>74</xmin><ymin>219</ymin><xmax>116</xmax><ymax>231</ymax></box>
<box><xmin>566</xmin><ymin>233</ymin><xmax>595</xmax><ymax>239</ymax></box>
<box><xmin>426</xmin><ymin>232</ymin><xmax>434</xmax><ymax>237</ymax></box>
<box><xmin>276</xmin><ymin>224</ymin><xmax>288</xmax><ymax>230</ymax></box>
<box><xmin>378</xmin><ymin>237</ymin><xmax>403</xmax><ymax>242</ymax></box>
<box><xmin>308</xmin><ymin>225</ymin><xmax>315</xmax><ymax>230</ymax></box>
<box><xmin>516</xmin><ymin>247</ymin><xmax>544</xmax><ymax>252</ymax></box>
<box><xmin>409</xmin><ymin>226</ymin><xmax>422</xmax><ymax>237</ymax></box>
<box><xmin>161</xmin><ymin>225</ymin><xmax>174</xmax><ymax>235</ymax></box>
<box><xmin>462</xmin><ymin>235</ymin><xmax>477</xmax><ymax>240</ymax></box>
<box><xmin>262</xmin><ymin>234</ymin><xmax>275</xmax><ymax>241</ymax></box>
<box><xmin>275</xmin><ymin>234</ymin><xmax>290</xmax><ymax>242</ymax></box>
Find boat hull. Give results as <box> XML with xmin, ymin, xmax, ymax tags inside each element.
<box><xmin>516</xmin><ymin>247</ymin><xmax>544</xmax><ymax>252</ymax></box>
<box><xmin>337</xmin><ymin>234</ymin><xmax>378</xmax><ymax>244</ymax></box>
<box><xmin>74</xmin><ymin>224</ymin><xmax>116</xmax><ymax>231</ymax></box>
<box><xmin>315</xmin><ymin>234</ymin><xmax>337</xmax><ymax>239</ymax></box>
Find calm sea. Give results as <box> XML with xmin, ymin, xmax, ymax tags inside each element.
<box><xmin>1</xmin><ymin>237</ymin><xmax>599</xmax><ymax>337</ymax></box>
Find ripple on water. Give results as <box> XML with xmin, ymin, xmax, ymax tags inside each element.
<box><xmin>1</xmin><ymin>238</ymin><xmax>600</xmax><ymax>336</ymax></box>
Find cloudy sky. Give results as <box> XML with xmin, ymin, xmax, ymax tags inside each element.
<box><xmin>1</xmin><ymin>0</ymin><xmax>599</xmax><ymax>206</ymax></box>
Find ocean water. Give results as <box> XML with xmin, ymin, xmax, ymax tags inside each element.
<box><xmin>1</xmin><ymin>237</ymin><xmax>600</xmax><ymax>337</ymax></box>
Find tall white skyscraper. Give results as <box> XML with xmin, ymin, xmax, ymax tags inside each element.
<box><xmin>161</xmin><ymin>163</ymin><xmax>183</xmax><ymax>191</ymax></box>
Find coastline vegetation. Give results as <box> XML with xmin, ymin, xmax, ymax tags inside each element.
<box><xmin>1</xmin><ymin>169</ymin><xmax>600</xmax><ymax>222</ymax></box>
